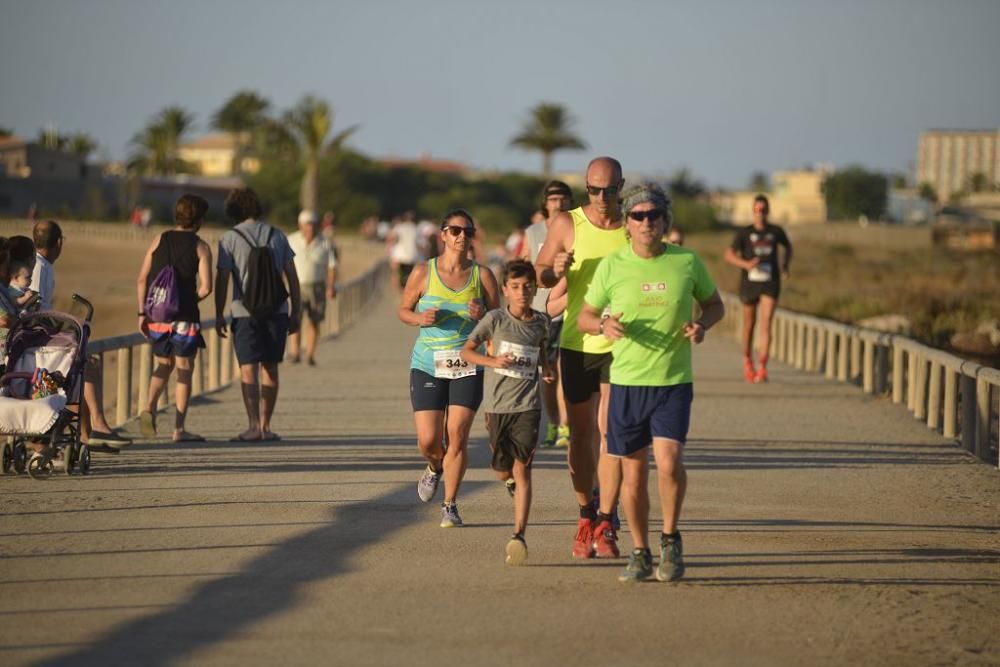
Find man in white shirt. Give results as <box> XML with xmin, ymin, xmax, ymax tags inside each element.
<box><xmin>287</xmin><ymin>210</ymin><xmax>337</xmax><ymax>366</ymax></box>
<box><xmin>30</xmin><ymin>220</ymin><xmax>132</xmax><ymax>450</ymax></box>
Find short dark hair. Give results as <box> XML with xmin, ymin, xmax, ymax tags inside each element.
<box><xmin>175</xmin><ymin>194</ymin><xmax>209</xmax><ymax>229</ymax></box>
<box><xmin>754</xmin><ymin>194</ymin><xmax>770</xmax><ymax>213</ymax></box>
<box><xmin>224</xmin><ymin>188</ymin><xmax>262</xmax><ymax>222</ymax></box>
<box><xmin>502</xmin><ymin>258</ymin><xmax>535</xmax><ymax>285</ymax></box>
<box><xmin>33</xmin><ymin>220</ymin><xmax>62</xmax><ymax>251</ymax></box>
<box><xmin>441</xmin><ymin>208</ymin><xmax>475</xmax><ymax>229</ymax></box>
<box><xmin>8</xmin><ymin>235</ymin><xmax>36</xmax><ymax>264</ymax></box>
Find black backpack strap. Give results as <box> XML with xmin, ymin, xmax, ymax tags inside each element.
<box><xmin>232</xmin><ymin>227</ymin><xmax>259</xmax><ymax>249</ymax></box>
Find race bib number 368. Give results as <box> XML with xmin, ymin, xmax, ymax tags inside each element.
<box><xmin>433</xmin><ymin>350</ymin><xmax>475</xmax><ymax>379</ymax></box>
<box><xmin>495</xmin><ymin>341</ymin><xmax>538</xmax><ymax>380</ymax></box>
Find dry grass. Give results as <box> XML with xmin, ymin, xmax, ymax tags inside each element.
<box><xmin>686</xmin><ymin>223</ymin><xmax>1000</xmax><ymax>363</ymax></box>
<box><xmin>49</xmin><ymin>234</ymin><xmax>380</xmax><ymax>339</ymax></box>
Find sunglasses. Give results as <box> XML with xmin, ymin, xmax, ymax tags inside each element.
<box><xmin>586</xmin><ymin>184</ymin><xmax>620</xmax><ymax>197</ymax></box>
<box><xmin>443</xmin><ymin>225</ymin><xmax>476</xmax><ymax>238</ymax></box>
<box><xmin>628</xmin><ymin>209</ymin><xmax>665</xmax><ymax>223</ymax></box>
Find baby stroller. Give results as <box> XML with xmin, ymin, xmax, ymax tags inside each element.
<box><xmin>0</xmin><ymin>295</ymin><xmax>94</xmax><ymax>480</ymax></box>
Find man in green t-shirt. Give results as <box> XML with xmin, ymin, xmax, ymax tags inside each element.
<box><xmin>579</xmin><ymin>182</ymin><xmax>725</xmax><ymax>584</ymax></box>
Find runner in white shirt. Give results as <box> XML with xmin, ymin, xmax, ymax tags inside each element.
<box><xmin>287</xmin><ymin>210</ymin><xmax>337</xmax><ymax>366</ymax></box>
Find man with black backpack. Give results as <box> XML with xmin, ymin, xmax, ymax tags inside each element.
<box><xmin>215</xmin><ymin>188</ymin><xmax>301</xmax><ymax>442</ymax></box>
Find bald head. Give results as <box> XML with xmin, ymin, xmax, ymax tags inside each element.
<box><xmin>586</xmin><ymin>156</ymin><xmax>623</xmax><ymax>183</ymax></box>
<box><xmin>33</xmin><ymin>220</ymin><xmax>63</xmax><ymax>261</ymax></box>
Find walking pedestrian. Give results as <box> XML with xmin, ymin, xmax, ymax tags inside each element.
<box><xmin>287</xmin><ymin>209</ymin><xmax>337</xmax><ymax>366</ymax></box>
<box><xmin>136</xmin><ymin>194</ymin><xmax>213</xmax><ymax>442</ymax></box>
<box><xmin>398</xmin><ymin>209</ymin><xmax>500</xmax><ymax>528</ymax></box>
<box><xmin>214</xmin><ymin>188</ymin><xmax>301</xmax><ymax>442</ymax></box>
<box><xmin>578</xmin><ymin>182</ymin><xmax>724</xmax><ymax>582</ymax></box>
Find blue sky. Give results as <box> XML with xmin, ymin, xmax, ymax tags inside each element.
<box><xmin>2</xmin><ymin>0</ymin><xmax>998</xmax><ymax>188</ymax></box>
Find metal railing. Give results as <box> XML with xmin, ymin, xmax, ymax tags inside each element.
<box><xmin>89</xmin><ymin>259</ymin><xmax>390</xmax><ymax>428</ymax></box>
<box><xmin>716</xmin><ymin>293</ymin><xmax>1000</xmax><ymax>468</ymax></box>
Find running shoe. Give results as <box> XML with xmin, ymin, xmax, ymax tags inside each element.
<box><xmin>542</xmin><ymin>423</ymin><xmax>557</xmax><ymax>448</ymax></box>
<box><xmin>754</xmin><ymin>366</ymin><xmax>769</xmax><ymax>383</ymax></box>
<box><xmin>743</xmin><ymin>358</ymin><xmax>756</xmax><ymax>384</ymax></box>
<box><xmin>505</xmin><ymin>478</ymin><xmax>516</xmax><ymax>498</ymax></box>
<box><xmin>440</xmin><ymin>503</ymin><xmax>463</xmax><ymax>528</ymax></box>
<box><xmin>417</xmin><ymin>465</ymin><xmax>442</xmax><ymax>503</ymax></box>
<box><xmin>592</xmin><ymin>520</ymin><xmax>620</xmax><ymax>558</ymax></box>
<box><xmin>89</xmin><ymin>430</ymin><xmax>132</xmax><ymax>447</ymax></box>
<box><xmin>505</xmin><ymin>534</ymin><xmax>528</xmax><ymax>566</ymax></box>
<box><xmin>657</xmin><ymin>533</ymin><xmax>685</xmax><ymax>582</ymax></box>
<box><xmin>554</xmin><ymin>424</ymin><xmax>570</xmax><ymax>448</ymax></box>
<box><xmin>618</xmin><ymin>548</ymin><xmax>654</xmax><ymax>583</ymax></box>
<box><xmin>572</xmin><ymin>518</ymin><xmax>596</xmax><ymax>559</ymax></box>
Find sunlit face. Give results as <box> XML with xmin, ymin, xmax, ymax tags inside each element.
<box><xmin>585</xmin><ymin>162</ymin><xmax>623</xmax><ymax>215</ymax></box>
<box><xmin>626</xmin><ymin>202</ymin><xmax>666</xmax><ymax>247</ymax></box>
<box><xmin>440</xmin><ymin>216</ymin><xmax>476</xmax><ymax>251</ymax></box>
<box><xmin>503</xmin><ymin>274</ymin><xmax>536</xmax><ymax>309</ymax></box>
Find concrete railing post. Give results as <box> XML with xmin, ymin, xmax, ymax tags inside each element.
<box><xmin>207</xmin><ymin>328</ymin><xmax>220</xmax><ymax>391</ymax></box>
<box><xmin>892</xmin><ymin>346</ymin><xmax>904</xmax><ymax>404</ymax></box>
<box><xmin>960</xmin><ymin>375</ymin><xmax>977</xmax><ymax>452</ymax></box>
<box><xmin>943</xmin><ymin>369</ymin><xmax>958</xmax><ymax>439</ymax></box>
<box><xmin>850</xmin><ymin>336</ymin><xmax>862</xmax><ymax>382</ymax></box>
<box><xmin>137</xmin><ymin>343</ymin><xmax>152</xmax><ymax>414</ymax></box>
<box><xmin>914</xmin><ymin>356</ymin><xmax>928</xmax><ymax>421</ymax></box>
<box><xmin>862</xmin><ymin>339</ymin><xmax>875</xmax><ymax>394</ymax></box>
<box><xmin>115</xmin><ymin>347</ymin><xmax>132</xmax><ymax>425</ymax></box>
<box><xmin>927</xmin><ymin>362</ymin><xmax>942</xmax><ymax>431</ymax></box>
<box><xmin>837</xmin><ymin>332</ymin><xmax>849</xmax><ymax>382</ymax></box>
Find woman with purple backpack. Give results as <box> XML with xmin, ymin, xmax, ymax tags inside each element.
<box><xmin>136</xmin><ymin>194</ymin><xmax>213</xmax><ymax>442</ymax></box>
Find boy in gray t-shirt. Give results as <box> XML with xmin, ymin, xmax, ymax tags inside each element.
<box><xmin>462</xmin><ymin>259</ymin><xmax>554</xmax><ymax>566</ymax></box>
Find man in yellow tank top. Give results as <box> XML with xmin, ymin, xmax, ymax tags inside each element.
<box><xmin>535</xmin><ymin>156</ymin><xmax>628</xmax><ymax>560</ymax></box>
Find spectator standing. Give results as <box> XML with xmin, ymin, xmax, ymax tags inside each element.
<box><xmin>214</xmin><ymin>188</ymin><xmax>301</xmax><ymax>442</ymax></box>
<box><xmin>287</xmin><ymin>209</ymin><xmax>337</xmax><ymax>366</ymax></box>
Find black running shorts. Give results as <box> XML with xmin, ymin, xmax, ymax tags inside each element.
<box><xmin>559</xmin><ymin>348</ymin><xmax>612</xmax><ymax>404</ymax></box>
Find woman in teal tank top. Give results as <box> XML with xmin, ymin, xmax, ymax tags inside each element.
<box><xmin>398</xmin><ymin>209</ymin><xmax>500</xmax><ymax>527</ymax></box>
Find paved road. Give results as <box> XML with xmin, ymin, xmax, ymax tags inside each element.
<box><xmin>1</xmin><ymin>286</ymin><xmax>998</xmax><ymax>666</ymax></box>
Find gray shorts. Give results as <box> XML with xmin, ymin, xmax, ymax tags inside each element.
<box><xmin>486</xmin><ymin>410</ymin><xmax>540</xmax><ymax>472</ymax></box>
<box><xmin>301</xmin><ymin>282</ymin><xmax>326</xmax><ymax>323</ymax></box>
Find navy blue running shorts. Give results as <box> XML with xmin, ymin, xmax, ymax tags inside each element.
<box><xmin>607</xmin><ymin>383</ymin><xmax>693</xmax><ymax>457</ymax></box>
<box><xmin>409</xmin><ymin>368</ymin><xmax>484</xmax><ymax>412</ymax></box>
<box><xmin>232</xmin><ymin>315</ymin><xmax>289</xmax><ymax>365</ymax></box>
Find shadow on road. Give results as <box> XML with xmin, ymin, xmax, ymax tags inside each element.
<box><xmin>32</xmin><ymin>480</ymin><xmax>485</xmax><ymax>667</ymax></box>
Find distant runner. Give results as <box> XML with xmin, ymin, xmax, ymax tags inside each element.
<box><xmin>723</xmin><ymin>194</ymin><xmax>792</xmax><ymax>383</ymax></box>
<box><xmin>521</xmin><ymin>180</ymin><xmax>573</xmax><ymax>449</ymax></box>
<box><xmin>399</xmin><ymin>209</ymin><xmax>500</xmax><ymax>528</ymax></box>
<box><xmin>579</xmin><ymin>182</ymin><xmax>724</xmax><ymax>583</ymax></box>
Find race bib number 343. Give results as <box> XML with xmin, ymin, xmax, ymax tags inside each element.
<box><xmin>433</xmin><ymin>350</ymin><xmax>475</xmax><ymax>379</ymax></box>
<box><xmin>495</xmin><ymin>341</ymin><xmax>538</xmax><ymax>380</ymax></box>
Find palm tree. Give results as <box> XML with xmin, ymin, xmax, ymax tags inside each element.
<box><xmin>212</xmin><ymin>90</ymin><xmax>270</xmax><ymax>175</ymax></box>
<box><xmin>127</xmin><ymin>106</ymin><xmax>196</xmax><ymax>176</ymax></box>
<box><xmin>283</xmin><ymin>95</ymin><xmax>357</xmax><ymax>213</ymax></box>
<box><xmin>509</xmin><ymin>102</ymin><xmax>586</xmax><ymax>177</ymax></box>
<box><xmin>67</xmin><ymin>133</ymin><xmax>98</xmax><ymax>161</ymax></box>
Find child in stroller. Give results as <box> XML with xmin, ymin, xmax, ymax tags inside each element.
<box><xmin>0</xmin><ymin>295</ymin><xmax>95</xmax><ymax>479</ymax></box>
